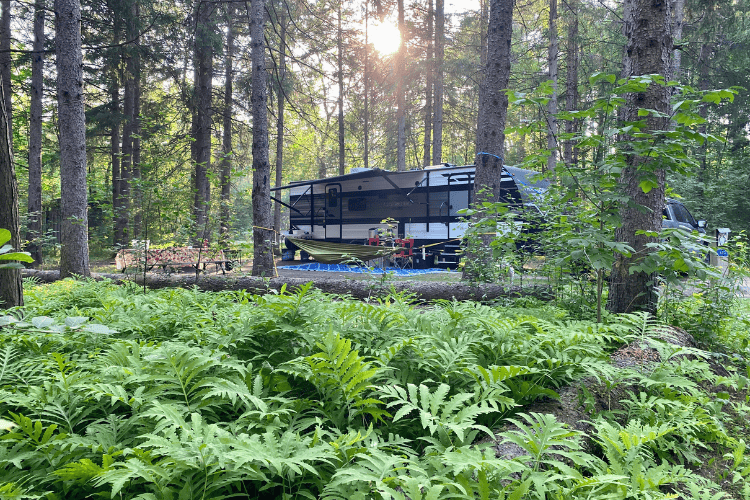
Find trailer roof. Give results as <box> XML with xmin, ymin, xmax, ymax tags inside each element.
<box><xmin>272</xmin><ymin>164</ymin><xmax>549</xmax><ymax>201</ymax></box>
<box><xmin>271</xmin><ymin>167</ymin><xmax>393</xmax><ymax>192</ymax></box>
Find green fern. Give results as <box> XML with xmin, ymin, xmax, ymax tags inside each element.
<box><xmin>295</xmin><ymin>330</ymin><xmax>387</xmax><ymax>428</ymax></box>
<box><xmin>380</xmin><ymin>383</ymin><xmax>501</xmax><ymax>447</ymax></box>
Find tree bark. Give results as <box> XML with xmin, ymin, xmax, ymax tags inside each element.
<box><xmin>192</xmin><ymin>0</ymin><xmax>215</xmax><ymax>244</ymax></box>
<box><xmin>396</xmin><ymin>0</ymin><xmax>406</xmax><ymax>171</ymax></box>
<box><xmin>132</xmin><ymin>0</ymin><xmax>142</xmax><ymax>239</ymax></box>
<box><xmin>117</xmin><ymin>25</ymin><xmax>135</xmax><ymax>246</ymax></box>
<box><xmin>364</xmin><ymin>2</ymin><xmax>370</xmax><ymax>170</ymax></box>
<box><xmin>607</xmin><ymin>0</ymin><xmax>673</xmax><ymax>314</ymax></box>
<box><xmin>468</xmin><ymin>0</ymin><xmax>514</xmax><ymax>280</ymax></box>
<box><xmin>220</xmin><ymin>2</ymin><xmax>235</xmax><ymax>244</ymax></box>
<box><xmin>273</xmin><ymin>10</ymin><xmax>286</xmax><ymax>243</ymax></box>
<box><xmin>110</xmin><ymin>12</ymin><xmax>122</xmax><ymax>246</ymax></box>
<box><xmin>0</xmin><ymin>74</ymin><xmax>22</xmax><ymax>307</ymax></box>
<box><xmin>55</xmin><ymin>0</ymin><xmax>90</xmax><ymax>278</ymax></box>
<box><xmin>23</xmin><ymin>269</ymin><xmax>552</xmax><ymax>303</ymax></box>
<box><xmin>475</xmin><ymin>0</ymin><xmax>488</xmax><ymax>156</ymax></box>
<box><xmin>474</xmin><ymin>0</ymin><xmax>514</xmax><ymax>202</ymax></box>
<box><xmin>563</xmin><ymin>0</ymin><xmax>578</xmax><ymax>168</ymax></box>
<box><xmin>546</xmin><ymin>0</ymin><xmax>558</xmax><ymax>172</ymax></box>
<box><xmin>27</xmin><ymin>0</ymin><xmax>45</xmax><ymax>267</ymax></box>
<box><xmin>671</xmin><ymin>0</ymin><xmax>684</xmax><ymax>81</ymax></box>
<box><xmin>422</xmin><ymin>0</ymin><xmax>434</xmax><ymax>167</ymax></box>
<box><xmin>432</xmin><ymin>0</ymin><xmax>444</xmax><ymax>165</ymax></box>
<box><xmin>0</xmin><ymin>0</ymin><xmax>11</xmax><ymax>149</ymax></box>
<box><xmin>337</xmin><ymin>2</ymin><xmax>346</xmax><ymax>176</ymax></box>
<box><xmin>250</xmin><ymin>0</ymin><xmax>274</xmax><ymax>276</ymax></box>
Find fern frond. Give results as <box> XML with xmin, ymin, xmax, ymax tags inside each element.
<box><xmin>380</xmin><ymin>383</ymin><xmax>501</xmax><ymax>446</ymax></box>
<box><xmin>302</xmin><ymin>331</ymin><xmax>386</xmax><ymax>427</ymax></box>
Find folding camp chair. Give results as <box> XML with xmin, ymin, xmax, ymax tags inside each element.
<box><xmin>393</xmin><ymin>238</ymin><xmax>414</xmax><ymax>268</ymax></box>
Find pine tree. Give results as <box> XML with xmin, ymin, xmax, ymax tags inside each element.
<box><xmin>55</xmin><ymin>0</ymin><xmax>91</xmax><ymax>278</ymax></box>
<box><xmin>608</xmin><ymin>0</ymin><xmax>675</xmax><ymax>313</ymax></box>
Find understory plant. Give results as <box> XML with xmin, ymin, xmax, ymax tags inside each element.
<box><xmin>0</xmin><ymin>279</ymin><xmax>747</xmax><ymax>499</ymax></box>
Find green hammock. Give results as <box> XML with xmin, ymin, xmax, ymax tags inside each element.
<box><xmin>286</xmin><ymin>237</ymin><xmax>402</xmax><ymax>264</ymax></box>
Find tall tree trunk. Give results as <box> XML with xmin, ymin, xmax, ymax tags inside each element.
<box><xmin>250</xmin><ymin>0</ymin><xmax>273</xmax><ymax>276</ymax></box>
<box><xmin>468</xmin><ymin>0</ymin><xmax>514</xmax><ymax>280</ymax></box>
<box><xmin>671</xmin><ymin>0</ymin><xmax>684</xmax><ymax>80</ymax></box>
<box><xmin>132</xmin><ymin>1</ymin><xmax>142</xmax><ymax>239</ymax></box>
<box><xmin>0</xmin><ymin>0</ymin><xmax>11</xmax><ymax>150</ymax></box>
<box><xmin>273</xmin><ymin>10</ymin><xmax>286</xmax><ymax>242</ymax></box>
<box><xmin>0</xmin><ymin>76</ymin><xmax>22</xmax><ymax>307</ymax></box>
<box><xmin>696</xmin><ymin>41</ymin><xmax>712</xmax><ymax>212</ymax></box>
<box><xmin>396</xmin><ymin>0</ymin><xmax>406</xmax><ymax>171</ymax></box>
<box><xmin>474</xmin><ymin>0</ymin><xmax>514</xmax><ymax>197</ymax></box>
<box><xmin>117</xmin><ymin>37</ymin><xmax>134</xmax><ymax>246</ymax></box>
<box><xmin>55</xmin><ymin>0</ymin><xmax>90</xmax><ymax>278</ymax></box>
<box><xmin>192</xmin><ymin>0</ymin><xmax>214</xmax><ymax>244</ymax></box>
<box><xmin>432</xmin><ymin>0</ymin><xmax>444</xmax><ymax>165</ymax></box>
<box><xmin>110</xmin><ymin>14</ymin><xmax>122</xmax><ymax>246</ymax></box>
<box><xmin>546</xmin><ymin>0</ymin><xmax>558</xmax><ymax>172</ymax></box>
<box><xmin>27</xmin><ymin>0</ymin><xmax>45</xmax><ymax>267</ymax></box>
<box><xmin>423</xmin><ymin>0</ymin><xmax>433</xmax><ymax>167</ymax></box>
<box><xmin>474</xmin><ymin>0</ymin><xmax>488</xmax><ymax>155</ymax></box>
<box><xmin>607</xmin><ymin>0</ymin><xmax>673</xmax><ymax>314</ymax></box>
<box><xmin>220</xmin><ymin>2</ymin><xmax>235</xmax><ymax>244</ymax></box>
<box><xmin>563</xmin><ymin>0</ymin><xmax>578</xmax><ymax>168</ymax></box>
<box><xmin>364</xmin><ymin>2</ymin><xmax>370</xmax><ymax>170</ymax></box>
<box><xmin>337</xmin><ymin>3</ymin><xmax>345</xmax><ymax>176</ymax></box>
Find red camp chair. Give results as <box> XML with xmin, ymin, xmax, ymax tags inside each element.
<box><xmin>367</xmin><ymin>237</ymin><xmax>380</xmax><ymax>246</ymax></box>
<box><xmin>394</xmin><ymin>238</ymin><xmax>414</xmax><ymax>268</ymax></box>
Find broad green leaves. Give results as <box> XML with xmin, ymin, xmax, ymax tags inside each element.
<box><xmin>0</xmin><ymin>228</ymin><xmax>33</xmax><ymax>269</ymax></box>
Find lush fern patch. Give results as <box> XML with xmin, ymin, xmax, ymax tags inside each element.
<box><xmin>0</xmin><ymin>278</ymin><xmax>748</xmax><ymax>499</ymax></box>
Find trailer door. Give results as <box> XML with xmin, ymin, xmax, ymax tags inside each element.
<box><xmin>325</xmin><ymin>183</ymin><xmax>342</xmax><ymax>240</ymax></box>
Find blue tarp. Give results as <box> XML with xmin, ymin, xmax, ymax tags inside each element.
<box><xmin>278</xmin><ymin>263</ymin><xmax>452</xmax><ymax>276</ymax></box>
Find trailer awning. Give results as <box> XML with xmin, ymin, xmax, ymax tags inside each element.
<box><xmin>286</xmin><ymin>237</ymin><xmax>402</xmax><ymax>264</ymax></box>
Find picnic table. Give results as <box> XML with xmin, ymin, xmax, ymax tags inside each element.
<box><xmin>115</xmin><ymin>247</ymin><xmax>229</xmax><ymax>273</ymax></box>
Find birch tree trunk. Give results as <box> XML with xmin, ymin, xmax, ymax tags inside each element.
<box><xmin>27</xmin><ymin>0</ymin><xmax>45</xmax><ymax>267</ymax></box>
<box><xmin>55</xmin><ymin>0</ymin><xmax>90</xmax><ymax>278</ymax></box>
<box><xmin>250</xmin><ymin>0</ymin><xmax>274</xmax><ymax>276</ymax></box>
<box><xmin>607</xmin><ymin>0</ymin><xmax>673</xmax><ymax>313</ymax></box>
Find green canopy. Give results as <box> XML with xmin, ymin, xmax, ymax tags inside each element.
<box><xmin>286</xmin><ymin>237</ymin><xmax>402</xmax><ymax>264</ymax></box>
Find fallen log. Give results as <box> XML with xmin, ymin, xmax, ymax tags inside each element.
<box><xmin>22</xmin><ymin>269</ymin><xmax>553</xmax><ymax>302</ymax></box>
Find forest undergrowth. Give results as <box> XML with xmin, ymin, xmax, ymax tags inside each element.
<box><xmin>1</xmin><ymin>278</ymin><xmax>749</xmax><ymax>499</ymax></box>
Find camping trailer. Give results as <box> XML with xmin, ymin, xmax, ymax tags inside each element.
<box><xmin>271</xmin><ymin>164</ymin><xmax>549</xmax><ymax>268</ymax></box>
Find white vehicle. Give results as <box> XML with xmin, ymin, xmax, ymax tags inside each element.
<box><xmin>272</xmin><ymin>164</ymin><xmax>549</xmax><ymax>268</ymax></box>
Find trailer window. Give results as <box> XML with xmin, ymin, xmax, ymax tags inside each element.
<box><xmin>327</xmin><ymin>188</ymin><xmax>338</xmax><ymax>207</ymax></box>
<box><xmin>348</xmin><ymin>197</ymin><xmax>367</xmax><ymax>212</ymax></box>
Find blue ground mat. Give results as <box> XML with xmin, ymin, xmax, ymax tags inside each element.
<box><xmin>278</xmin><ymin>263</ymin><xmax>452</xmax><ymax>276</ymax></box>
